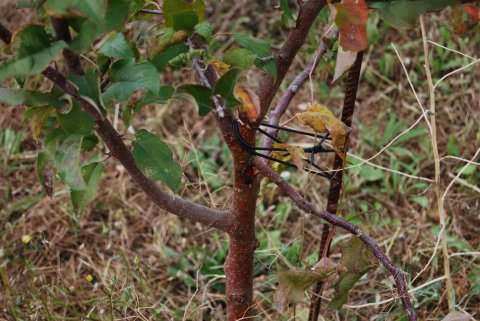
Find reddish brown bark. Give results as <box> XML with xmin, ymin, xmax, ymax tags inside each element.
<box><xmin>308</xmin><ymin>50</ymin><xmax>364</xmax><ymax>321</ymax></box>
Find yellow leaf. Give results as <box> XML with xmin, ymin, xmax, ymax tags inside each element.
<box><xmin>296</xmin><ymin>104</ymin><xmax>349</xmax><ymax>161</ymax></box>
<box><xmin>149</xmin><ymin>30</ymin><xmax>188</xmax><ymax>58</ymax></box>
<box><xmin>272</xmin><ymin>143</ymin><xmax>306</xmax><ymax>172</ymax></box>
<box><xmin>235</xmin><ymin>86</ymin><xmax>260</xmax><ymax>123</ymax></box>
<box><xmin>270</xmin><ymin>149</ymin><xmax>290</xmax><ymax>173</ymax></box>
<box><xmin>171</xmin><ymin>30</ymin><xmax>188</xmax><ymax>44</ymax></box>
<box><xmin>208</xmin><ymin>59</ymin><xmax>230</xmax><ymax>77</ymax></box>
<box><xmin>21</xmin><ymin>234</ymin><xmax>32</xmax><ymax>244</ymax></box>
<box><xmin>26</xmin><ymin>106</ymin><xmax>56</xmax><ymax>139</ymax></box>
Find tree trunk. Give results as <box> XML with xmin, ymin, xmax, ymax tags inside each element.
<box><xmin>225</xmin><ymin>125</ymin><xmax>259</xmax><ymax>320</ymax></box>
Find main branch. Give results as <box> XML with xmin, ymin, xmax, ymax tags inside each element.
<box><xmin>257</xmin><ymin>0</ymin><xmax>327</xmax><ymax>122</ymax></box>
<box><xmin>253</xmin><ymin>158</ymin><xmax>417</xmax><ymax>321</ymax></box>
<box><xmin>0</xmin><ymin>22</ymin><xmax>233</xmax><ymax>233</ymax></box>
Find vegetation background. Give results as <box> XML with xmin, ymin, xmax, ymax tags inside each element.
<box><xmin>0</xmin><ymin>0</ymin><xmax>479</xmax><ymax>320</ymax></box>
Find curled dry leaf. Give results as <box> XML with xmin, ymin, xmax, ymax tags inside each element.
<box><xmin>332</xmin><ymin>46</ymin><xmax>358</xmax><ymax>84</ymax></box>
<box><xmin>234</xmin><ymin>86</ymin><xmax>260</xmax><ymax>123</ymax></box>
<box><xmin>295</xmin><ymin>104</ymin><xmax>350</xmax><ymax>161</ymax></box>
<box><xmin>208</xmin><ymin>59</ymin><xmax>230</xmax><ymax>77</ymax></box>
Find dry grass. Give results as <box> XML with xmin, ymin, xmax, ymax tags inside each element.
<box><xmin>1</xmin><ymin>2</ymin><xmax>479</xmax><ymax>321</ymax></box>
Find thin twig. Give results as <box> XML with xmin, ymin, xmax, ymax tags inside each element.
<box><xmin>447</xmin><ymin>173</ymin><xmax>480</xmax><ymax>194</ymax></box>
<box><xmin>391</xmin><ymin>44</ymin><xmax>433</xmax><ymax>135</ymax></box>
<box><xmin>262</xmin><ymin>41</ymin><xmax>329</xmax><ymax>154</ymax></box>
<box><xmin>348</xmin><ymin>153</ymin><xmax>434</xmax><ymax>182</ymax></box>
<box><xmin>427</xmin><ymin>40</ymin><xmax>476</xmax><ymax>60</ymax></box>
<box><xmin>442</xmin><ymin>148</ymin><xmax>480</xmax><ymax>200</ymax></box>
<box><xmin>434</xmin><ymin>58</ymin><xmax>480</xmax><ymax>89</ymax></box>
<box><xmin>139</xmin><ymin>9</ymin><xmax>162</xmax><ymax>15</ymax></box>
<box><xmin>340</xmin><ymin>276</ymin><xmax>447</xmax><ymax>309</ymax></box>
<box><xmin>253</xmin><ymin>157</ymin><xmax>417</xmax><ymax>321</ymax></box>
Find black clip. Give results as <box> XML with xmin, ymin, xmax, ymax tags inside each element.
<box><xmin>232</xmin><ymin>118</ymin><xmax>338</xmax><ymax>180</ymax></box>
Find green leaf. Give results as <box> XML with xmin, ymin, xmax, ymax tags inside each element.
<box><xmin>0</xmin><ymin>25</ymin><xmax>67</xmax><ymax>81</ymax></box>
<box><xmin>36</xmin><ymin>151</ymin><xmax>55</xmax><ymax>198</ymax></box>
<box><xmin>104</xmin><ymin>0</ymin><xmax>131</xmax><ymax>31</ymax></box>
<box><xmin>447</xmin><ymin>135</ymin><xmax>460</xmax><ymax>157</ymax></box>
<box><xmin>214</xmin><ymin>68</ymin><xmax>242</xmax><ymax>108</ymax></box>
<box><xmin>280</xmin><ymin>0</ymin><xmax>295</xmax><ymax>24</ymax></box>
<box><xmin>256</xmin><ymin>59</ymin><xmax>278</xmax><ymax>80</ymax></box>
<box><xmin>369</xmin><ymin>0</ymin><xmax>456</xmax><ymax>29</ymax></box>
<box><xmin>132</xmin><ymin>129</ymin><xmax>182</xmax><ymax>192</ymax></box>
<box><xmin>234</xmin><ymin>33</ymin><xmax>277</xmax><ymax>77</ymax></box>
<box><xmin>55</xmin><ymin>135</ymin><xmax>85</xmax><ymax>190</ymax></box>
<box><xmin>151</xmin><ymin>43</ymin><xmax>189</xmax><ymax>72</ymax></box>
<box><xmin>329</xmin><ymin>237</ymin><xmax>378</xmax><ymax>309</ymax></box>
<box><xmin>134</xmin><ymin>86</ymin><xmax>175</xmax><ymax>111</ymax></box>
<box><xmin>103</xmin><ymin>59</ymin><xmax>160</xmax><ymax>102</ymax></box>
<box><xmin>123</xmin><ymin>106</ymin><xmax>132</xmax><ymax>127</ymax></box>
<box><xmin>223</xmin><ymin>48</ymin><xmax>257</xmax><ymax>69</ymax></box>
<box><xmin>81</xmin><ymin>133</ymin><xmax>99</xmax><ymax>151</ymax></box>
<box><xmin>194</xmin><ymin>21</ymin><xmax>213</xmax><ymax>43</ymax></box>
<box><xmin>172</xmin><ymin>10</ymin><xmax>198</xmax><ymax>32</ymax></box>
<box><xmin>359</xmin><ymin>166</ymin><xmax>384</xmax><ymax>182</ymax></box>
<box><xmin>0</xmin><ymin>88</ymin><xmax>64</xmax><ymax>107</ymax></box>
<box><xmin>69</xmin><ymin>20</ymin><xmax>96</xmax><ymax>51</ymax></box>
<box><xmin>163</xmin><ymin>0</ymin><xmax>205</xmax><ymax>28</ymax></box>
<box><xmin>175</xmin><ymin>85</ymin><xmax>212</xmax><ymax>116</ymax></box>
<box><xmin>17</xmin><ymin>0</ymin><xmax>42</xmax><ymax>8</ymax></box>
<box><xmin>98</xmin><ymin>32</ymin><xmax>134</xmax><ymax>59</ymax></box>
<box><xmin>45</xmin><ymin>0</ymin><xmax>104</xmax><ymax>25</ymax></box>
<box><xmin>235</xmin><ymin>33</ymin><xmax>272</xmax><ymax>58</ymax></box>
<box><xmin>44</xmin><ymin>130</ymin><xmax>85</xmax><ymax>190</ymax></box>
<box><xmin>11</xmin><ymin>25</ymin><xmax>51</xmax><ymax>58</ymax></box>
<box><xmin>71</xmin><ymin>162</ymin><xmax>104</xmax><ymax>214</ymax></box>
<box><xmin>58</xmin><ymin>101</ymin><xmax>95</xmax><ymax>136</ymax></box>
<box><xmin>69</xmin><ymin>68</ymin><xmax>105</xmax><ymax>114</ymax></box>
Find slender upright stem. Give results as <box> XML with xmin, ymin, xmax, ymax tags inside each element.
<box><xmin>308</xmin><ymin>51</ymin><xmax>364</xmax><ymax>321</ymax></box>
<box><xmin>420</xmin><ymin>16</ymin><xmax>454</xmax><ymax>311</ymax></box>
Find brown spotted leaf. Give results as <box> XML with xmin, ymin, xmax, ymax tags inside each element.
<box><xmin>235</xmin><ymin>86</ymin><xmax>260</xmax><ymax>123</ymax></box>
<box><xmin>335</xmin><ymin>0</ymin><xmax>368</xmax><ymax>52</ymax></box>
<box><xmin>295</xmin><ymin>104</ymin><xmax>349</xmax><ymax>161</ymax></box>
